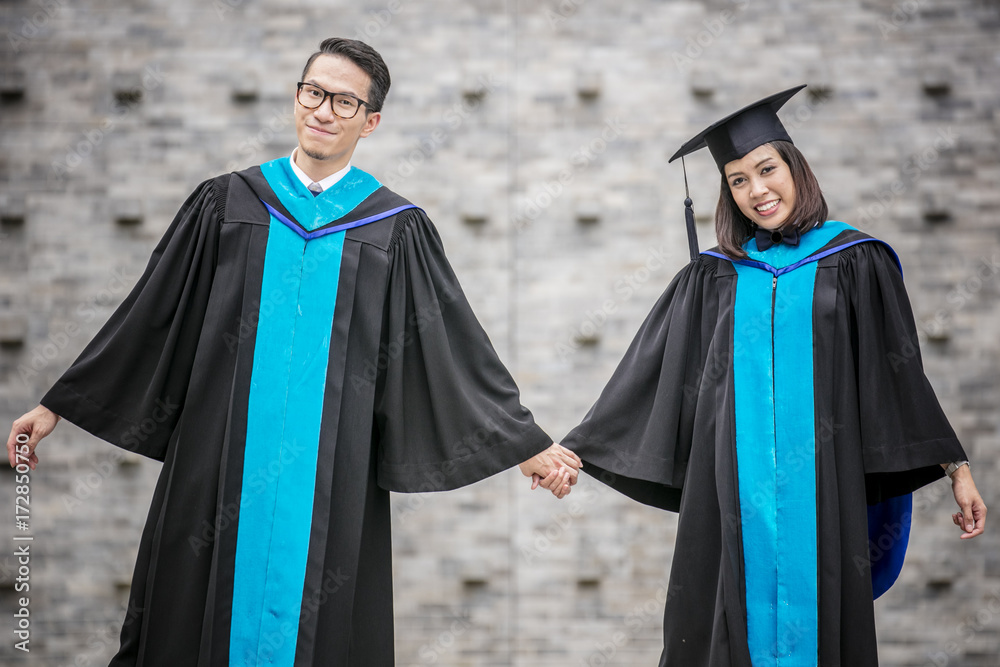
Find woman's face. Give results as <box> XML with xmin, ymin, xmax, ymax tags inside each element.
<box><xmin>724</xmin><ymin>144</ymin><xmax>797</xmax><ymax>231</ymax></box>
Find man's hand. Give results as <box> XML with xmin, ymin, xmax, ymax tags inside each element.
<box><xmin>518</xmin><ymin>443</ymin><xmax>583</xmax><ymax>499</ymax></box>
<box><xmin>948</xmin><ymin>464</ymin><xmax>986</xmax><ymax>539</ymax></box>
<box><xmin>7</xmin><ymin>405</ymin><xmax>60</xmax><ymax>470</ymax></box>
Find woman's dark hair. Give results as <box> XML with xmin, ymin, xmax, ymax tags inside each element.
<box><xmin>301</xmin><ymin>38</ymin><xmax>391</xmax><ymax>112</ymax></box>
<box><xmin>715</xmin><ymin>140</ymin><xmax>828</xmax><ymax>259</ymax></box>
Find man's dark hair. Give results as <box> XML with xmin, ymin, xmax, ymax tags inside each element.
<box><xmin>301</xmin><ymin>38</ymin><xmax>391</xmax><ymax>112</ymax></box>
<box><xmin>714</xmin><ymin>141</ymin><xmax>829</xmax><ymax>259</ymax></box>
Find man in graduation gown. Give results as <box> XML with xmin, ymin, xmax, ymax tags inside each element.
<box><xmin>561</xmin><ymin>87</ymin><xmax>986</xmax><ymax>665</ymax></box>
<box><xmin>6</xmin><ymin>38</ymin><xmax>580</xmax><ymax>666</ymax></box>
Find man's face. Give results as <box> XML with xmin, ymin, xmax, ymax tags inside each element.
<box><xmin>294</xmin><ymin>54</ymin><xmax>381</xmax><ymax>165</ymax></box>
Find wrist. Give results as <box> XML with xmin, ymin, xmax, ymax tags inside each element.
<box><xmin>946</xmin><ymin>460</ymin><xmax>970</xmax><ymax>480</ymax></box>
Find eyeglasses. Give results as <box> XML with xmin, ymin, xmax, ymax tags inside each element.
<box><xmin>296</xmin><ymin>82</ymin><xmax>371</xmax><ymax>119</ymax></box>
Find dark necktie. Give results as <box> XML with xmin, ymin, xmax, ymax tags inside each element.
<box><xmin>308</xmin><ymin>182</ymin><xmax>323</xmax><ymax>197</ymax></box>
<box><xmin>755</xmin><ymin>226</ymin><xmax>800</xmax><ymax>251</ymax></box>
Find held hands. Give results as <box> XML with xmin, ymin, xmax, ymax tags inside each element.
<box><xmin>948</xmin><ymin>465</ymin><xmax>987</xmax><ymax>539</ymax></box>
<box><xmin>518</xmin><ymin>443</ymin><xmax>583</xmax><ymax>500</ymax></box>
<box><xmin>7</xmin><ymin>405</ymin><xmax>60</xmax><ymax>470</ymax></box>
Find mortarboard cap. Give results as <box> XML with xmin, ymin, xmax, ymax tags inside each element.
<box><xmin>670</xmin><ymin>85</ymin><xmax>807</xmax><ymax>262</ymax></box>
<box><xmin>669</xmin><ymin>84</ymin><xmax>807</xmax><ymax>172</ymax></box>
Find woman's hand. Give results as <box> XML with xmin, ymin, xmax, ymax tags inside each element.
<box><xmin>948</xmin><ymin>465</ymin><xmax>986</xmax><ymax>539</ymax></box>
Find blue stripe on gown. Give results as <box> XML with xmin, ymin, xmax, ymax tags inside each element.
<box><xmin>229</xmin><ymin>158</ymin><xmax>380</xmax><ymax>665</ymax></box>
<box><xmin>732</xmin><ymin>221</ymin><xmax>848</xmax><ymax>666</ymax></box>
<box><xmin>723</xmin><ymin>220</ymin><xmax>914</xmax><ymax>661</ymax></box>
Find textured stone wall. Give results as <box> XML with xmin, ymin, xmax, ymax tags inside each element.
<box><xmin>1</xmin><ymin>0</ymin><xmax>998</xmax><ymax>665</ymax></box>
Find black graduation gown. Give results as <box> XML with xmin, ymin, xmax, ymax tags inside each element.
<box><xmin>561</xmin><ymin>222</ymin><xmax>965</xmax><ymax>666</ymax></box>
<box><xmin>41</xmin><ymin>160</ymin><xmax>551</xmax><ymax>667</ymax></box>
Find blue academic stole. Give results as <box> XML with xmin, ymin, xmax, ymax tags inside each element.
<box><xmin>228</xmin><ymin>159</ymin><xmax>388</xmax><ymax>666</ymax></box>
<box><xmin>704</xmin><ymin>221</ymin><xmax>910</xmax><ymax>666</ymax></box>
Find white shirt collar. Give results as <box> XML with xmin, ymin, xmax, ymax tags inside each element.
<box><xmin>289</xmin><ymin>147</ymin><xmax>351</xmax><ymax>193</ymax></box>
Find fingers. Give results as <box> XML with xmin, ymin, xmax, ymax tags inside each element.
<box><xmin>536</xmin><ymin>468</ymin><xmax>573</xmax><ymax>499</ymax></box>
<box><xmin>559</xmin><ymin>460</ymin><xmax>580</xmax><ymax>485</ymax></box>
<box><xmin>552</xmin><ymin>443</ymin><xmax>583</xmax><ymax>469</ymax></box>
<box><xmin>960</xmin><ymin>499</ymin><xmax>975</xmax><ymax>533</ymax></box>
<box><xmin>559</xmin><ymin>473</ymin><xmax>572</xmax><ymax>499</ymax></box>
<box><xmin>522</xmin><ymin>449</ymin><xmax>578</xmax><ymax>499</ymax></box>
<box><xmin>539</xmin><ymin>444</ymin><xmax>582</xmax><ymax>486</ymax></box>
<box><xmin>537</xmin><ymin>468</ymin><xmax>562</xmax><ymax>492</ymax></box>
<box><xmin>8</xmin><ymin>406</ymin><xmax>58</xmax><ymax>470</ymax></box>
<box><xmin>959</xmin><ymin>500</ymin><xmax>987</xmax><ymax>540</ymax></box>
<box><xmin>552</xmin><ymin>469</ymin><xmax>572</xmax><ymax>499</ymax></box>
<box><xmin>955</xmin><ymin>512</ymin><xmax>981</xmax><ymax>540</ymax></box>
<box><xmin>951</xmin><ymin>474</ymin><xmax>987</xmax><ymax>539</ymax></box>
<box><xmin>953</xmin><ymin>511</ymin><xmax>987</xmax><ymax>540</ymax></box>
<box><xmin>6</xmin><ymin>424</ymin><xmax>24</xmax><ymax>467</ymax></box>
<box><xmin>8</xmin><ymin>432</ymin><xmax>33</xmax><ymax>470</ymax></box>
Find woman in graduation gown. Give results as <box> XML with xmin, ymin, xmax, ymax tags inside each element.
<box><xmin>561</xmin><ymin>85</ymin><xmax>987</xmax><ymax>666</ymax></box>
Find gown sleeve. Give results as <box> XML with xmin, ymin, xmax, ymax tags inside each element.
<box><xmin>560</xmin><ymin>257</ymin><xmax>721</xmax><ymax>511</ymax></box>
<box><xmin>374</xmin><ymin>210</ymin><xmax>552</xmax><ymax>493</ymax></box>
<box><xmin>40</xmin><ymin>179</ymin><xmax>223</xmax><ymax>461</ymax></box>
<box><xmin>844</xmin><ymin>241</ymin><xmax>967</xmax><ymax>501</ymax></box>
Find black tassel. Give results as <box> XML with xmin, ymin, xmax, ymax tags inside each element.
<box><xmin>681</xmin><ymin>156</ymin><xmax>699</xmax><ymax>261</ymax></box>
<box><xmin>684</xmin><ymin>197</ymin><xmax>699</xmax><ymax>262</ymax></box>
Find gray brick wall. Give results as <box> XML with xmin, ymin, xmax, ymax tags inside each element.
<box><xmin>1</xmin><ymin>0</ymin><xmax>997</xmax><ymax>665</ymax></box>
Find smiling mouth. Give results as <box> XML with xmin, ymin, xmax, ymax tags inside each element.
<box><xmin>307</xmin><ymin>125</ymin><xmax>335</xmax><ymax>136</ymax></box>
<box><xmin>755</xmin><ymin>200</ymin><xmax>780</xmax><ymax>214</ymax></box>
